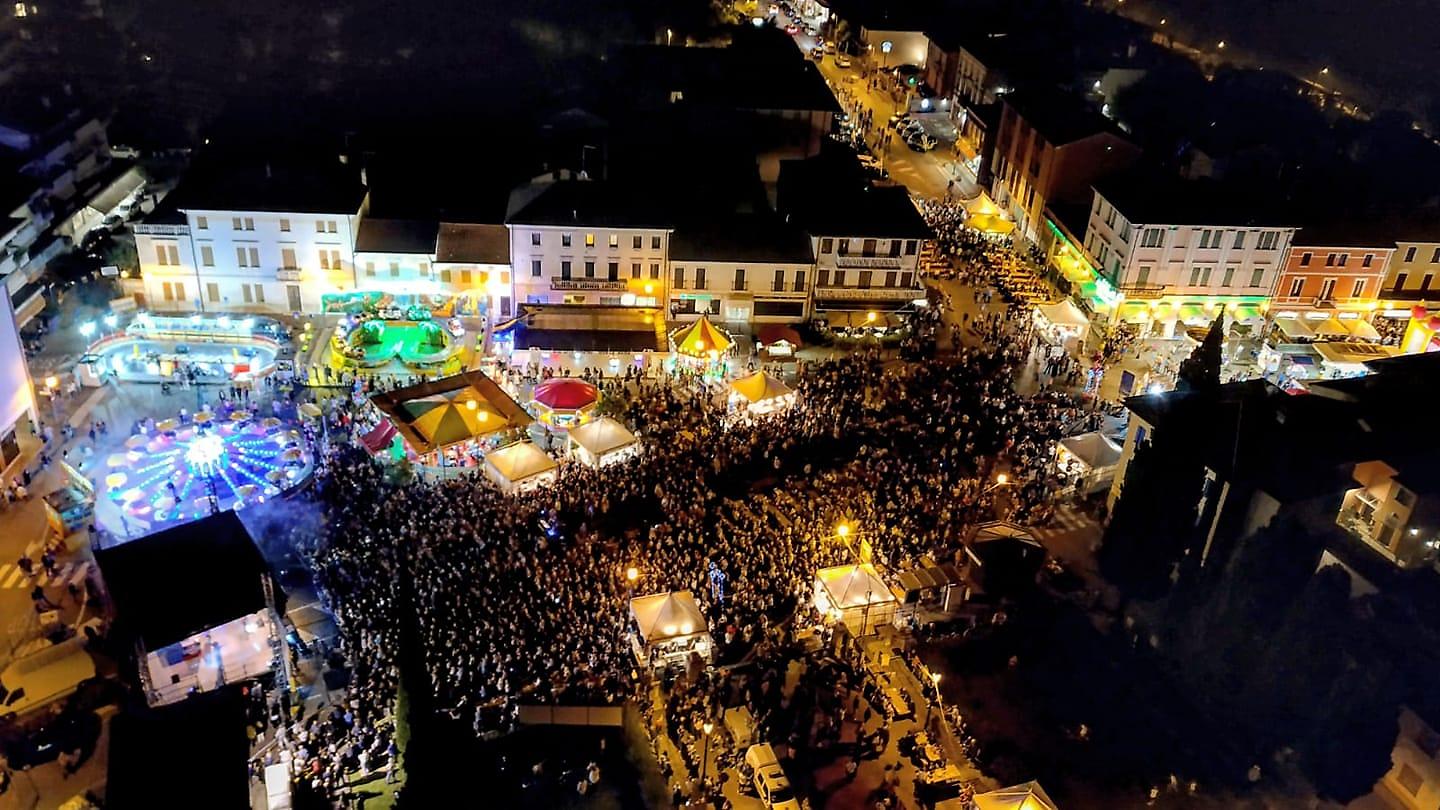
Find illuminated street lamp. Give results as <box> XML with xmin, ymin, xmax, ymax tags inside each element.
<box><xmin>626</xmin><ymin>566</ymin><xmax>639</xmax><ymax>583</ymax></box>
<box><xmin>926</xmin><ymin>671</ymin><xmax>944</xmax><ymax>728</ymax></box>
<box><xmin>995</xmin><ymin>473</ymin><xmax>1008</xmax><ymax>486</ymax></box>
<box><xmin>103</xmin><ymin>314</ymin><xmax>118</xmax><ymax>329</ymax></box>
<box><xmin>78</xmin><ymin>321</ymin><xmax>96</xmax><ymax>338</ymax></box>
<box><xmin>700</xmin><ymin>720</ymin><xmax>715</xmax><ymax>795</ymax></box>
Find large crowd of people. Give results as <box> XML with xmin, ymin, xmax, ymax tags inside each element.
<box><xmin>265</xmin><ymin>284</ymin><xmax>1105</xmax><ymax>804</ymax></box>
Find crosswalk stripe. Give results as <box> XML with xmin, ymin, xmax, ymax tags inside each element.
<box><xmin>0</xmin><ymin>564</ymin><xmax>24</xmax><ymax>588</ymax></box>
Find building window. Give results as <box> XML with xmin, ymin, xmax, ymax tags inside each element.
<box><xmin>817</xmin><ymin>269</ymin><xmax>829</xmax><ymax>287</ymax></box>
<box><xmin>1394</xmin><ymin>272</ymin><xmax>1408</xmax><ymax>290</ymax></box>
<box><xmin>1250</xmin><ymin>268</ymin><xmax>1264</xmax><ymax>287</ymax></box>
<box><xmin>242</xmin><ymin>284</ymin><xmax>253</xmax><ymax>304</ymax></box>
<box><xmin>237</xmin><ymin>247</ymin><xmax>250</xmax><ymax>267</ymax></box>
<box><xmin>1257</xmin><ymin>231</ymin><xmax>1280</xmax><ymax>250</ymax></box>
<box><xmin>207</xmin><ymin>282</ymin><xmax>220</xmax><ymax>302</ymax></box>
<box><xmin>905</xmin><ymin>240</ymin><xmax>918</xmax><ymax>255</ymax></box>
<box><xmin>201</xmin><ymin>246</ymin><xmax>214</xmax><ymax>267</ymax></box>
<box><xmin>584</xmin><ymin>260</ymin><xmax>595</xmax><ymax>278</ymax></box>
<box><xmin>888</xmin><ymin>241</ymin><xmax>901</xmax><ymax>258</ymax></box>
<box><xmin>651</xmin><ymin>235</ymin><xmax>661</xmax><ymax>250</ymax></box>
<box><xmin>461</xmin><ymin>270</ymin><xmax>473</xmax><ymax>284</ymax></box>
<box><xmin>315</xmin><ymin>220</ymin><xmax>324</xmax><ymax>233</ymax></box>
<box><xmin>1221</xmin><ymin>266</ymin><xmax>1234</xmax><ymax>287</ymax></box>
<box><xmin>233</xmin><ymin>217</ymin><xmax>243</xmax><ymax>230</ymax></box>
<box><xmin>1141</xmin><ymin>228</ymin><xmax>1164</xmax><ymax>248</ymax></box>
<box><xmin>858</xmin><ymin>270</ymin><xmax>873</xmax><ymax>288</ymax></box>
<box><xmin>1136</xmin><ymin>266</ymin><xmax>1150</xmax><ymax>286</ymax></box>
<box><xmin>1299</xmin><ymin>252</ymin><xmax>1312</xmax><ymax>267</ymax></box>
<box><xmin>819</xmin><ymin>238</ymin><xmax>833</xmax><ymax>254</ymax></box>
<box><xmin>1424</xmin><ymin>274</ymin><xmax>1435</xmax><ymax>291</ymax></box>
<box><xmin>196</xmin><ymin>216</ymin><xmax>208</xmax><ymax>230</ymax></box>
<box><xmin>366</xmin><ymin>262</ymin><xmax>375</xmax><ymax>277</ymax></box>
<box><xmin>1288</xmin><ymin>277</ymin><xmax>1304</xmax><ymax>297</ymax></box>
<box><xmin>1338</xmin><ymin>253</ymin><xmax>1349</xmax><ymax>267</ymax></box>
<box><xmin>279</xmin><ymin>218</ymin><xmax>290</xmax><ymax>232</ymax></box>
<box><xmin>1352</xmin><ymin>278</ymin><xmax>1365</xmax><ymax>298</ymax></box>
<box><xmin>1189</xmin><ymin>267</ymin><xmax>1202</xmax><ymax>286</ymax></box>
<box><xmin>695</xmin><ymin>267</ymin><xmax>707</xmax><ymax>289</ymax></box>
<box><xmin>649</xmin><ymin>263</ymin><xmax>660</xmax><ymax>279</ymax></box>
<box><xmin>419</xmin><ymin>262</ymin><xmax>430</xmax><ymax>277</ymax></box>
<box><xmin>1362</xmin><ymin>253</ymin><xmax>1374</xmax><ymax>268</ymax></box>
<box><xmin>608</xmin><ymin>234</ymin><xmax>619</xmax><ymax>249</ymax></box>
<box><xmin>631</xmin><ymin>235</ymin><xmax>642</xmax><ymax>249</ymax></box>
<box><xmin>1404</xmin><ymin>246</ymin><xmax>1417</xmax><ymax>262</ymax></box>
<box><xmin>607</xmin><ymin>262</ymin><xmax>619</xmax><ymax>281</ymax></box>
<box><xmin>673</xmin><ymin>266</ymin><xmax>685</xmax><ymax>289</ymax></box>
<box><xmin>531</xmin><ymin>232</ymin><xmax>541</xmax><ymax>246</ymax></box>
<box><xmin>389</xmin><ymin>262</ymin><xmax>400</xmax><ymax>278</ymax></box>
<box><xmin>734</xmin><ymin>267</ymin><xmax>746</xmax><ymax>291</ymax></box>
<box><xmin>631</xmin><ymin>262</ymin><xmax>641</xmax><ymax>279</ymax></box>
<box><xmin>317</xmin><ymin>251</ymin><xmax>328</xmax><ymax>270</ymax></box>
<box><xmin>531</xmin><ymin>259</ymin><xmax>542</xmax><ymax>277</ymax></box>
<box><xmin>585</xmin><ymin>233</ymin><xmax>595</xmax><ymax>248</ymax></box>
<box><xmin>327</xmin><ymin>220</ymin><xmax>338</xmax><ymax>233</ymax></box>
<box><xmin>794</xmin><ymin>270</ymin><xmax>806</xmax><ymax>292</ymax></box>
<box><xmin>862</xmin><ymin>239</ymin><xmax>877</xmax><ymax>257</ymax></box>
<box><xmin>773</xmin><ymin>269</ymin><xmax>785</xmax><ymax>291</ymax></box>
<box><xmin>562</xmin><ymin>233</ymin><xmax>572</xmax><ymax>247</ymax></box>
<box><xmin>834</xmin><ymin>270</ymin><xmax>847</xmax><ymax>286</ymax></box>
<box><xmin>1325</xmin><ymin>253</ymin><xmax>1337</xmax><ymax>267</ymax></box>
<box><xmin>281</xmin><ymin>248</ymin><xmax>296</xmax><ymax>269</ymax></box>
<box><xmin>1232</xmin><ymin>231</ymin><xmax>1245</xmax><ymax>249</ymax></box>
<box><xmin>440</xmin><ymin>269</ymin><xmax>452</xmax><ymax>283</ymax></box>
<box><xmin>1433</xmin><ymin>247</ymin><xmax>1440</xmax><ymax>263</ymax></box>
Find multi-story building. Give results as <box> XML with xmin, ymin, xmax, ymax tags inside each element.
<box><xmin>668</xmin><ymin>214</ymin><xmax>814</xmax><ymax>328</ymax></box>
<box><xmin>1271</xmin><ymin>225</ymin><xmax>1393</xmax><ymax>325</ymax></box>
<box><xmin>505</xmin><ymin>177</ymin><xmax>671</xmax><ymax>311</ymax></box>
<box><xmin>132</xmin><ymin>159</ymin><xmax>367</xmax><ymax>314</ymax></box>
<box><xmin>434</xmin><ymin>223</ymin><xmax>514</xmax><ymax>320</ymax></box>
<box><xmin>1383</xmin><ymin>230</ymin><xmax>1440</xmax><ymax>309</ymax></box>
<box><xmin>1087</xmin><ymin>171</ymin><xmax>1296</xmax><ymax>337</ymax></box>
<box><xmin>0</xmin><ymin>292</ymin><xmax>36</xmax><ymax>480</ymax></box>
<box><xmin>990</xmin><ymin>88</ymin><xmax>1140</xmax><ymax>245</ymax></box>
<box><xmin>777</xmin><ymin>151</ymin><xmax>930</xmax><ymax>321</ymax></box>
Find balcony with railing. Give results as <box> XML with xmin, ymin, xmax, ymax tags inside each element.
<box><xmin>1117</xmin><ymin>283</ymin><xmax>1167</xmax><ymax>300</ymax></box>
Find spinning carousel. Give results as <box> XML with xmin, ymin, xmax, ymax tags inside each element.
<box><xmin>102</xmin><ymin>411</ymin><xmax>314</xmax><ymax>531</ymax></box>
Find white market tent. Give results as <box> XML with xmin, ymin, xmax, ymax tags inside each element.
<box><xmin>813</xmin><ymin>563</ymin><xmax>896</xmax><ymax>636</ymax></box>
<box><xmin>568</xmin><ymin>417</ymin><xmax>640</xmax><ymax>467</ymax></box>
<box><xmin>629</xmin><ymin>590</ymin><xmax>713</xmax><ymax>668</ymax></box>
<box><xmin>1312</xmin><ymin>315</ymin><xmax>1351</xmax><ymax>338</ymax></box>
<box><xmin>1035</xmin><ymin>300</ymin><xmax>1090</xmax><ymax>330</ymax></box>
<box><xmin>483</xmin><ymin>441</ymin><xmax>558</xmax><ymax>493</ymax></box>
<box><xmin>1347</xmin><ymin>318</ymin><xmax>1382</xmax><ymax>342</ymax></box>
<box><xmin>1056</xmin><ymin>431</ymin><xmax>1123</xmax><ymax>495</ymax></box>
<box><xmin>974</xmin><ymin>781</ymin><xmax>1058</xmax><ymax>810</ymax></box>
<box><xmin>1272</xmin><ymin>317</ymin><xmax>1314</xmax><ymax>340</ymax></box>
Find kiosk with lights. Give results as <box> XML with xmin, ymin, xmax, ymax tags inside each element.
<box><xmin>628</xmin><ymin>590</ymin><xmax>713</xmax><ymax>670</ymax></box>
<box><xmin>814</xmin><ymin>563</ymin><xmax>897</xmax><ymax>636</ymax></box>
<box><xmin>483</xmin><ymin>441</ymin><xmax>558</xmax><ymax>493</ymax></box>
<box><xmin>568</xmin><ymin>416</ymin><xmax>641</xmax><ymax>468</ymax></box>
<box><xmin>530</xmin><ymin>377</ymin><xmax>599</xmax><ymax>428</ymax></box>
<box><xmin>100</xmin><ymin>412</ymin><xmax>313</xmax><ymax>537</ymax></box>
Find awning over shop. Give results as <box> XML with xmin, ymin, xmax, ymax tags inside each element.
<box><xmin>1312</xmin><ymin>315</ymin><xmax>1351</xmax><ymax>338</ymax></box>
<box><xmin>1036</xmin><ymin>300</ymin><xmax>1090</xmax><ymax>329</ymax></box>
<box><xmin>1229</xmin><ymin>304</ymin><xmax>1264</xmax><ymax>323</ymax></box>
<box><xmin>814</xmin><ymin>299</ymin><xmax>918</xmax><ymax>314</ymax></box>
<box><xmin>824</xmin><ymin>310</ymin><xmax>905</xmax><ymax>328</ymax></box>
<box><xmin>1177</xmin><ymin>304</ymin><xmax>1211</xmax><ymax>325</ymax></box>
<box><xmin>1347</xmin><ymin>319</ymin><xmax>1382</xmax><ymax>342</ymax></box>
<box><xmin>1116</xmin><ymin>302</ymin><xmax>1152</xmax><ymax>324</ymax></box>
<box><xmin>359</xmin><ymin>420</ymin><xmax>398</xmax><ymax>454</ymax></box>
<box><xmin>1312</xmin><ymin>341</ymin><xmax>1399</xmax><ymax>367</ymax></box>
<box><xmin>1273</xmin><ymin>317</ymin><xmax>1314</xmax><ymax>339</ymax></box>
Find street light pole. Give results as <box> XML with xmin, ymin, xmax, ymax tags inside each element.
<box><xmin>700</xmin><ymin>719</ymin><xmax>714</xmax><ymax>797</ymax></box>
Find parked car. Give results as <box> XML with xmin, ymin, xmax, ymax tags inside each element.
<box><xmin>823</xmin><ymin>40</ymin><xmax>836</xmax><ymax>54</ymax></box>
<box><xmin>745</xmin><ymin>744</ymin><xmax>801</xmax><ymax>810</ymax></box>
<box><xmin>834</xmin><ymin>53</ymin><xmax>852</xmax><ymax>68</ymax></box>
<box><xmin>905</xmin><ymin>132</ymin><xmax>938</xmax><ymax>152</ymax></box>
<box><xmin>0</xmin><ymin>637</ymin><xmax>97</xmax><ymax>723</ymax></box>
<box><xmin>808</xmin><ymin>47</ymin><xmax>824</xmax><ymax>61</ymax></box>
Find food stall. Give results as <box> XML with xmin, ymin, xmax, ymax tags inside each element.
<box><xmin>727</xmin><ymin>371</ymin><xmax>795</xmax><ymax>416</ymax></box>
<box><xmin>530</xmin><ymin>377</ymin><xmax>599</xmax><ymax>428</ymax></box>
<box><xmin>629</xmin><ymin>590</ymin><xmax>713</xmax><ymax>670</ymax></box>
<box><xmin>814</xmin><ymin>563</ymin><xmax>897</xmax><ymax>636</ymax></box>
<box><xmin>483</xmin><ymin>441</ymin><xmax>558</xmax><ymax>493</ymax></box>
<box><xmin>568</xmin><ymin>417</ymin><xmax>641</xmax><ymax>467</ymax></box>
<box><xmin>1055</xmin><ymin>432</ymin><xmax>1123</xmax><ymax>496</ymax></box>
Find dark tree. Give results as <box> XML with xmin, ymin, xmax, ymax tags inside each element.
<box><xmin>1099</xmin><ymin>439</ymin><xmax>1205</xmax><ymax>599</ymax></box>
<box><xmin>1175</xmin><ymin>312</ymin><xmax>1224</xmax><ymax>393</ymax></box>
<box><xmin>1304</xmin><ymin>656</ymin><xmax>1402</xmax><ymax>803</ymax></box>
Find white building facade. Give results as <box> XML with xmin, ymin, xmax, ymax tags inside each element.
<box><xmin>810</xmin><ymin>233</ymin><xmax>926</xmax><ymax>318</ymax></box>
<box><xmin>1085</xmin><ymin>184</ymin><xmax>1296</xmax><ymax>336</ymax></box>
<box><xmin>507</xmin><ymin>224</ymin><xmax>670</xmax><ymax>310</ymax></box>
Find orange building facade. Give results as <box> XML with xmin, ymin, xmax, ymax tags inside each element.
<box><xmin>1271</xmin><ymin>242</ymin><xmax>1394</xmax><ymax>321</ymax></box>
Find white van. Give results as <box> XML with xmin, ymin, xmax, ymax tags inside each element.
<box><xmin>0</xmin><ymin>637</ymin><xmax>97</xmax><ymax>720</ymax></box>
<box><xmin>744</xmin><ymin>744</ymin><xmax>801</xmax><ymax>810</ymax></box>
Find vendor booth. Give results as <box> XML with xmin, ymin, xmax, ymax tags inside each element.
<box><xmin>963</xmin><ymin>192</ymin><xmax>1016</xmax><ymax>237</ymax></box>
<box><xmin>1034</xmin><ymin>300</ymin><xmax>1091</xmax><ymax>351</ymax></box>
<box><xmin>483</xmin><ymin>441</ymin><xmax>558</xmax><ymax>493</ymax></box>
<box><xmin>728</xmin><ymin>371</ymin><xmax>795</xmax><ymax>415</ymax></box>
<box><xmin>568</xmin><ymin>416</ymin><xmax>640</xmax><ymax>467</ymax></box>
<box><xmin>369</xmin><ymin>371</ymin><xmax>533</xmax><ymax>472</ymax></box>
<box><xmin>629</xmin><ymin>590</ymin><xmax>713</xmax><ymax>669</ymax></box>
<box><xmin>756</xmin><ymin>325</ymin><xmax>802</xmax><ymax>365</ymax></box>
<box><xmin>814</xmin><ymin>563</ymin><xmax>897</xmax><ymax>636</ymax></box>
<box><xmin>530</xmin><ymin>377</ymin><xmax>599</xmax><ymax>428</ymax></box>
<box><xmin>974</xmin><ymin>781</ymin><xmax>1058</xmax><ymax>810</ymax></box>
<box><xmin>1055</xmin><ymin>432</ymin><xmax>1122</xmax><ymax>496</ymax></box>
<box><xmin>966</xmin><ymin>522</ymin><xmax>1045</xmax><ymax>597</ymax></box>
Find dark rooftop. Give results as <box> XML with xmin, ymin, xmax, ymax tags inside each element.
<box><xmin>1002</xmin><ymin>87</ymin><xmax>1128</xmax><ymax>146</ymax></box>
<box><xmin>355</xmin><ymin>217</ymin><xmax>439</xmax><ymax>254</ymax></box>
<box><xmin>95</xmin><ymin>511</ymin><xmax>275</xmax><ymax>652</ymax></box>
<box><xmin>507</xmin><ymin>179</ymin><xmax>674</xmax><ymax>229</ymax></box>
<box><xmin>1093</xmin><ymin>168</ymin><xmax>1295</xmax><ymax>227</ymax></box>
<box><xmin>164</xmin><ymin>152</ymin><xmax>367</xmax><ymax>215</ymax></box>
<box><xmin>107</xmin><ymin>686</ymin><xmax>251</xmax><ymax>810</ymax></box>
<box><xmin>1289</xmin><ymin>217</ymin><xmax>1401</xmax><ymax>249</ymax></box>
<box><xmin>436</xmin><ymin>222</ymin><xmax>510</xmax><ymax>265</ymax></box>
<box><xmin>615</xmin><ymin>31</ymin><xmax>840</xmax><ymax>114</ymax></box>
<box><xmin>777</xmin><ymin>149</ymin><xmax>931</xmax><ymax>239</ymax></box>
<box><xmin>671</xmin><ymin>214</ymin><xmax>815</xmax><ymax>264</ymax></box>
